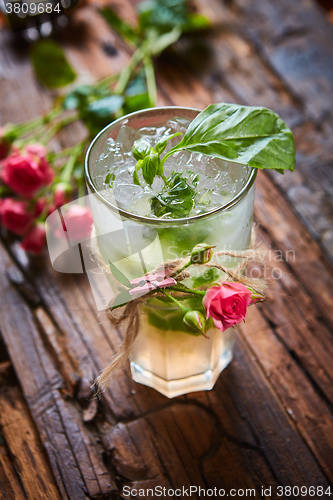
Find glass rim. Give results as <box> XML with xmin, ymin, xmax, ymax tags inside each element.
<box><xmin>84</xmin><ymin>106</ymin><xmax>257</xmax><ymax>225</ymax></box>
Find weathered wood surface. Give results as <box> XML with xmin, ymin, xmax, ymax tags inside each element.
<box><xmin>1</xmin><ymin>0</ymin><xmax>333</xmax><ymax>498</ymax></box>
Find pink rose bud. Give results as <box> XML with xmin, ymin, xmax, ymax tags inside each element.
<box><xmin>1</xmin><ymin>144</ymin><xmax>53</xmax><ymax>198</ymax></box>
<box><xmin>21</xmin><ymin>223</ymin><xmax>46</xmax><ymax>254</ymax></box>
<box><xmin>203</xmin><ymin>282</ymin><xmax>252</xmax><ymax>332</ymax></box>
<box><xmin>61</xmin><ymin>205</ymin><xmax>93</xmax><ymax>241</ymax></box>
<box><xmin>183</xmin><ymin>310</ymin><xmax>206</xmax><ymax>334</ymax></box>
<box><xmin>190</xmin><ymin>243</ymin><xmax>215</xmax><ymax>264</ymax></box>
<box><xmin>0</xmin><ymin>198</ymin><xmax>33</xmax><ymax>235</ymax></box>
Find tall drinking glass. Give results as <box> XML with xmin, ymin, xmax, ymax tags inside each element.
<box><xmin>85</xmin><ymin>107</ymin><xmax>256</xmax><ymax>398</ymax></box>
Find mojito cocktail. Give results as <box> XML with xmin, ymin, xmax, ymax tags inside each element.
<box><xmin>85</xmin><ymin>107</ymin><xmax>256</xmax><ymax>397</ymax></box>
<box><xmin>85</xmin><ymin>103</ymin><xmax>295</xmax><ymax>398</ymax></box>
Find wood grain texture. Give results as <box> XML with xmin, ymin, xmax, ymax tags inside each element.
<box><xmin>0</xmin><ymin>0</ymin><xmax>333</xmax><ymax>497</ymax></box>
<box><xmin>0</xmin><ymin>363</ymin><xmax>62</xmax><ymax>500</ymax></box>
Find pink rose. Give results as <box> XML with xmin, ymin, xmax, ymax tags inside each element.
<box><xmin>21</xmin><ymin>223</ymin><xmax>46</xmax><ymax>254</ymax></box>
<box><xmin>61</xmin><ymin>205</ymin><xmax>93</xmax><ymax>241</ymax></box>
<box><xmin>0</xmin><ymin>198</ymin><xmax>33</xmax><ymax>235</ymax></box>
<box><xmin>1</xmin><ymin>144</ymin><xmax>53</xmax><ymax>198</ymax></box>
<box><xmin>203</xmin><ymin>282</ymin><xmax>252</xmax><ymax>332</ymax></box>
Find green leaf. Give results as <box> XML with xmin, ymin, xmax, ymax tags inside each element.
<box><xmin>125</xmin><ymin>71</ymin><xmax>147</xmax><ymax>96</ymax></box>
<box><xmin>182</xmin><ymin>13</ymin><xmax>211</xmax><ymax>32</ymax></box>
<box><xmin>124</xmin><ymin>71</ymin><xmax>151</xmax><ymax>113</ymax></box>
<box><xmin>133</xmin><ymin>167</ymin><xmax>141</xmax><ymax>186</ymax></box>
<box><xmin>124</xmin><ymin>92</ymin><xmax>151</xmax><ymax>113</ymax></box>
<box><xmin>86</xmin><ymin>95</ymin><xmax>124</xmax><ymax>119</ymax></box>
<box><xmin>141</xmin><ymin>154</ymin><xmax>159</xmax><ymax>185</ymax></box>
<box><xmin>109</xmin><ymin>261</ymin><xmax>131</xmax><ymax>287</ymax></box>
<box><xmin>82</xmin><ymin>95</ymin><xmax>124</xmax><ymax>136</ymax></box>
<box><xmin>153</xmin><ymin>131</ymin><xmax>183</xmax><ymax>155</ymax></box>
<box><xmin>112</xmin><ymin>290</ymin><xmax>132</xmax><ymax>308</ymax></box>
<box><xmin>105</xmin><ymin>172</ymin><xmax>115</xmax><ymax>187</ymax></box>
<box><xmin>138</xmin><ymin>0</ymin><xmax>187</xmax><ymax>34</ymax></box>
<box><xmin>63</xmin><ymin>85</ymin><xmax>96</xmax><ymax>110</ymax></box>
<box><xmin>167</xmin><ymin>103</ymin><xmax>295</xmax><ymax>172</ymax></box>
<box><xmin>132</xmin><ymin>138</ymin><xmax>151</xmax><ymax>160</ymax></box>
<box><xmin>144</xmin><ymin>296</ymin><xmax>205</xmax><ymax>335</ymax></box>
<box><xmin>191</xmin><ymin>268</ymin><xmax>220</xmax><ymax>287</ymax></box>
<box><xmin>30</xmin><ymin>40</ymin><xmax>76</xmax><ymax>89</ymax></box>
<box><xmin>151</xmin><ymin>172</ymin><xmax>195</xmax><ymax>218</ymax></box>
<box><xmin>100</xmin><ymin>6</ymin><xmax>139</xmax><ymax>45</ymax></box>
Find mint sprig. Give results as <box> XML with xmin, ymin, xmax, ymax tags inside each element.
<box><xmin>132</xmin><ymin>132</ymin><xmax>182</xmax><ymax>186</ymax></box>
<box><xmin>132</xmin><ymin>103</ymin><xmax>295</xmax><ymax>190</ymax></box>
<box><xmin>151</xmin><ymin>172</ymin><xmax>195</xmax><ymax>218</ymax></box>
<box><xmin>161</xmin><ymin>103</ymin><xmax>296</xmax><ymax>172</ymax></box>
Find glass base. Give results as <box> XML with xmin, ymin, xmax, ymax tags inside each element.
<box><xmin>130</xmin><ymin>347</ymin><xmax>233</xmax><ymax>398</ymax></box>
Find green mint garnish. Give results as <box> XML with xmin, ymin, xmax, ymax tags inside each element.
<box><xmin>104</xmin><ymin>172</ymin><xmax>116</xmax><ymax>187</ymax></box>
<box><xmin>131</xmin><ymin>102</ymin><xmax>295</xmax><ymax>191</ymax></box>
<box><xmin>151</xmin><ymin>172</ymin><xmax>195</xmax><ymax>218</ymax></box>
<box><xmin>161</xmin><ymin>103</ymin><xmax>296</xmax><ymax>172</ymax></box>
<box><xmin>126</xmin><ymin>102</ymin><xmax>296</xmax><ymax>218</ymax></box>
<box><xmin>131</xmin><ymin>132</ymin><xmax>182</xmax><ymax>186</ymax></box>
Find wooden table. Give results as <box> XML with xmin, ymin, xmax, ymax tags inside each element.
<box><xmin>1</xmin><ymin>0</ymin><xmax>333</xmax><ymax>498</ymax></box>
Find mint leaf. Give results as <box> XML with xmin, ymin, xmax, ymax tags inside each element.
<box><xmin>165</xmin><ymin>103</ymin><xmax>295</xmax><ymax>172</ymax></box>
<box><xmin>30</xmin><ymin>40</ymin><xmax>76</xmax><ymax>89</ymax></box>
<box><xmin>132</xmin><ymin>138</ymin><xmax>151</xmax><ymax>160</ymax></box>
<box><xmin>142</xmin><ymin>154</ymin><xmax>160</xmax><ymax>185</ymax></box>
<box><xmin>154</xmin><ymin>131</ymin><xmax>182</xmax><ymax>155</ymax></box>
<box><xmin>131</xmin><ymin>132</ymin><xmax>182</xmax><ymax>185</ymax></box>
<box><xmin>151</xmin><ymin>172</ymin><xmax>195</xmax><ymax>218</ymax></box>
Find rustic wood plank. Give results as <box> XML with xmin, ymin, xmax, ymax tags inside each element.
<box><xmin>0</xmin><ymin>436</ymin><xmax>26</xmax><ymax>500</ymax></box>
<box><xmin>193</xmin><ymin>336</ymin><xmax>330</xmax><ymax>488</ymax></box>
<box><xmin>0</xmin><ymin>363</ymin><xmax>27</xmax><ymax>500</ymax></box>
<box><xmin>255</xmin><ymin>172</ymin><xmax>333</xmax><ymax>328</ymax></box>
<box><xmin>0</xmin><ymin>243</ymin><xmax>117</xmax><ymax>499</ymax></box>
<box><xmin>0</xmin><ymin>362</ymin><xmax>62</xmax><ymax>500</ymax></box>
<box><xmin>189</xmin><ymin>0</ymin><xmax>333</xmax><ymax>260</ymax></box>
<box><xmin>254</xmin><ymin>229</ymin><xmax>333</xmax><ymax>404</ymax></box>
<box><xmin>230</xmin><ymin>0</ymin><xmax>333</xmax><ymax>124</ymax></box>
